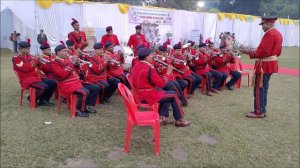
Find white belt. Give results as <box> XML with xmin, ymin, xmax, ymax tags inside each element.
<box><xmin>256</xmin><ymin>55</ymin><xmax>277</xmax><ymax>62</ymax></box>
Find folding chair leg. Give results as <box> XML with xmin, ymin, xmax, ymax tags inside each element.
<box><xmin>154</xmin><ymin>120</ymin><xmax>160</xmax><ymax>156</ymax></box>
<box><xmin>70</xmin><ymin>94</ymin><xmax>77</xmax><ymax>118</ymax></box>
<box><xmin>29</xmin><ymin>88</ymin><xmax>36</xmax><ymax>109</ymax></box>
<box><xmin>124</xmin><ymin>121</ymin><xmax>133</xmax><ymax>153</ymax></box>
<box><xmin>20</xmin><ymin>89</ymin><xmax>24</xmax><ymax>106</ymax></box>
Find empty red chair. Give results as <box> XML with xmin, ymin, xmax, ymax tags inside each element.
<box><xmin>118</xmin><ymin>83</ymin><xmax>160</xmax><ymax>155</ymax></box>
<box><xmin>13</xmin><ymin>70</ymin><xmax>36</xmax><ymax>109</ymax></box>
<box><xmin>236</xmin><ymin>57</ymin><xmax>250</xmax><ymax>88</ymax></box>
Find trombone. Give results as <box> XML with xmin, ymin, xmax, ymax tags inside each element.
<box><xmin>152</xmin><ymin>57</ymin><xmax>184</xmax><ymax>75</ymax></box>
<box><xmin>67</xmin><ymin>54</ymin><xmax>93</xmax><ymax>67</ymax></box>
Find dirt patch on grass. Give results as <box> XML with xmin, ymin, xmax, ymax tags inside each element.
<box><xmin>107</xmin><ymin>148</ymin><xmax>126</xmax><ymax>160</ymax></box>
<box><xmin>64</xmin><ymin>158</ymin><xmax>100</xmax><ymax>168</ymax></box>
<box><xmin>137</xmin><ymin>161</ymin><xmax>159</xmax><ymax>168</ymax></box>
<box><xmin>197</xmin><ymin>134</ymin><xmax>218</xmax><ymax>144</ymax></box>
<box><xmin>170</xmin><ymin>148</ymin><xmax>188</xmax><ymax>162</ymax></box>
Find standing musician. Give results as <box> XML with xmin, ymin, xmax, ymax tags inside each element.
<box><xmin>68</xmin><ymin>18</ymin><xmax>89</xmax><ymax>50</ymax></box>
<box><xmin>105</xmin><ymin>42</ymin><xmax>128</xmax><ymax>87</ymax></box>
<box><xmin>100</xmin><ymin>26</ymin><xmax>120</xmax><ymax>46</ymax></box>
<box><xmin>172</xmin><ymin>43</ymin><xmax>201</xmax><ymax>98</ymax></box>
<box><xmin>240</xmin><ymin>16</ymin><xmax>283</xmax><ymax>118</ymax></box>
<box><xmin>194</xmin><ymin>43</ymin><xmax>222</xmax><ymax>96</ymax></box>
<box><xmin>127</xmin><ymin>25</ymin><xmax>149</xmax><ymax>56</ymax></box>
<box><xmin>155</xmin><ymin>45</ymin><xmax>188</xmax><ymax>106</ymax></box>
<box><xmin>49</xmin><ymin>44</ymin><xmax>100</xmax><ymax>117</ymax></box>
<box><xmin>86</xmin><ymin>43</ymin><xmax>120</xmax><ymax>103</ymax></box>
<box><xmin>212</xmin><ymin>45</ymin><xmax>241</xmax><ymax>90</ymax></box>
<box><xmin>12</xmin><ymin>40</ymin><xmax>57</xmax><ymax>107</ymax></box>
<box><xmin>131</xmin><ymin>47</ymin><xmax>191</xmax><ymax>127</ymax></box>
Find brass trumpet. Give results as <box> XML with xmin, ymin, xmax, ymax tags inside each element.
<box><xmin>102</xmin><ymin>51</ymin><xmax>122</xmax><ymax>67</ymax></box>
<box><xmin>153</xmin><ymin>57</ymin><xmax>184</xmax><ymax>75</ymax></box>
<box><xmin>67</xmin><ymin>55</ymin><xmax>92</xmax><ymax>67</ymax></box>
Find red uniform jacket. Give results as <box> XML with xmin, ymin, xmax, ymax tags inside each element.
<box><xmin>131</xmin><ymin>61</ymin><xmax>170</xmax><ymax>105</ymax></box>
<box><xmin>248</xmin><ymin>28</ymin><xmax>283</xmax><ymax>74</ymax></box>
<box><xmin>86</xmin><ymin>55</ymin><xmax>108</xmax><ymax>83</ymax></box>
<box><xmin>131</xmin><ymin>57</ymin><xmax>139</xmax><ymax>68</ymax></box>
<box><xmin>172</xmin><ymin>54</ymin><xmax>192</xmax><ymax>79</ymax></box>
<box><xmin>153</xmin><ymin>55</ymin><xmax>175</xmax><ymax>81</ymax></box>
<box><xmin>12</xmin><ymin>54</ymin><xmax>42</xmax><ymax>89</ymax></box>
<box><xmin>127</xmin><ymin>34</ymin><xmax>148</xmax><ymax>56</ymax></box>
<box><xmin>106</xmin><ymin>52</ymin><xmax>125</xmax><ymax>78</ymax></box>
<box><xmin>195</xmin><ymin>52</ymin><xmax>212</xmax><ymax>75</ymax></box>
<box><xmin>39</xmin><ymin>54</ymin><xmax>56</xmax><ymax>79</ymax></box>
<box><xmin>49</xmin><ymin>58</ymin><xmax>83</xmax><ymax>97</ymax></box>
<box><xmin>213</xmin><ymin>53</ymin><xmax>231</xmax><ymax>74</ymax></box>
<box><xmin>100</xmin><ymin>34</ymin><xmax>120</xmax><ymax>46</ymax></box>
<box><xmin>68</xmin><ymin>31</ymin><xmax>87</xmax><ymax>50</ymax></box>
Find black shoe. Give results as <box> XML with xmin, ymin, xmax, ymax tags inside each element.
<box><xmin>181</xmin><ymin>98</ymin><xmax>188</xmax><ymax>106</ymax></box>
<box><xmin>38</xmin><ymin>100</ymin><xmax>54</xmax><ymax>106</ymax></box>
<box><xmin>86</xmin><ymin>106</ymin><xmax>97</xmax><ymax>113</ymax></box>
<box><xmin>104</xmin><ymin>97</ymin><xmax>111</xmax><ymax>103</ymax></box>
<box><xmin>225</xmin><ymin>84</ymin><xmax>233</xmax><ymax>90</ymax></box>
<box><xmin>76</xmin><ymin>110</ymin><xmax>89</xmax><ymax>117</ymax></box>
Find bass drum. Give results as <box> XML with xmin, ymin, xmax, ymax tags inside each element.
<box><xmin>113</xmin><ymin>45</ymin><xmax>134</xmax><ymax>71</ymax></box>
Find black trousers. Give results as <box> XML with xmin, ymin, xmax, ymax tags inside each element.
<box><xmin>163</xmin><ymin>80</ymin><xmax>186</xmax><ymax>103</ymax></box>
<box><xmin>210</xmin><ymin>70</ymin><xmax>223</xmax><ymax>89</ymax></box>
<box><xmin>159</xmin><ymin>91</ymin><xmax>184</xmax><ymax>121</ymax></box>
<box><xmin>82</xmin><ymin>83</ymin><xmax>101</xmax><ymax>106</ymax></box>
<box><xmin>30</xmin><ymin>78</ymin><xmax>57</xmax><ymax>102</ymax></box>
<box><xmin>107</xmin><ymin>77</ymin><xmax>122</xmax><ymax>98</ymax></box>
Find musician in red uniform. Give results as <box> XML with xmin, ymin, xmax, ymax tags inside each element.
<box><xmin>38</xmin><ymin>42</ymin><xmax>56</xmax><ymax>80</ymax></box>
<box><xmin>195</xmin><ymin>43</ymin><xmax>221</xmax><ymax>96</ymax></box>
<box><xmin>131</xmin><ymin>47</ymin><xmax>191</xmax><ymax>127</ymax></box>
<box><xmin>65</xmin><ymin>40</ymin><xmax>77</xmax><ymax>56</ymax></box>
<box><xmin>86</xmin><ymin>43</ymin><xmax>120</xmax><ymax>103</ymax></box>
<box><xmin>68</xmin><ymin>18</ymin><xmax>88</xmax><ymax>50</ymax></box>
<box><xmin>183</xmin><ymin>40</ymin><xmax>197</xmax><ymax>73</ymax></box>
<box><xmin>155</xmin><ymin>45</ymin><xmax>188</xmax><ymax>106</ymax></box>
<box><xmin>131</xmin><ymin>44</ymin><xmax>145</xmax><ymax>68</ymax></box>
<box><xmin>172</xmin><ymin>44</ymin><xmax>201</xmax><ymax>98</ymax></box>
<box><xmin>100</xmin><ymin>26</ymin><xmax>120</xmax><ymax>46</ymax></box>
<box><xmin>105</xmin><ymin>42</ymin><xmax>128</xmax><ymax>87</ymax></box>
<box><xmin>49</xmin><ymin>44</ymin><xmax>99</xmax><ymax>117</ymax></box>
<box><xmin>127</xmin><ymin>25</ymin><xmax>149</xmax><ymax>56</ymax></box>
<box><xmin>213</xmin><ymin>45</ymin><xmax>241</xmax><ymax>90</ymax></box>
<box><xmin>240</xmin><ymin>16</ymin><xmax>283</xmax><ymax>118</ymax></box>
<box><xmin>12</xmin><ymin>40</ymin><xmax>57</xmax><ymax>106</ymax></box>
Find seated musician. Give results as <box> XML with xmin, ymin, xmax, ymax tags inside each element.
<box><xmin>12</xmin><ymin>40</ymin><xmax>57</xmax><ymax>106</ymax></box>
<box><xmin>86</xmin><ymin>43</ymin><xmax>120</xmax><ymax>103</ymax></box>
<box><xmin>172</xmin><ymin>44</ymin><xmax>201</xmax><ymax>98</ymax></box>
<box><xmin>131</xmin><ymin>47</ymin><xmax>191</xmax><ymax>127</ymax></box>
<box><xmin>38</xmin><ymin>42</ymin><xmax>57</xmax><ymax>80</ymax></box>
<box><xmin>65</xmin><ymin>40</ymin><xmax>77</xmax><ymax>56</ymax></box>
<box><xmin>183</xmin><ymin>40</ymin><xmax>197</xmax><ymax>73</ymax></box>
<box><xmin>212</xmin><ymin>45</ymin><xmax>241</xmax><ymax>90</ymax></box>
<box><xmin>104</xmin><ymin>42</ymin><xmax>129</xmax><ymax>87</ymax></box>
<box><xmin>155</xmin><ymin>45</ymin><xmax>188</xmax><ymax>106</ymax></box>
<box><xmin>194</xmin><ymin>43</ymin><xmax>222</xmax><ymax>95</ymax></box>
<box><xmin>49</xmin><ymin>44</ymin><xmax>100</xmax><ymax>117</ymax></box>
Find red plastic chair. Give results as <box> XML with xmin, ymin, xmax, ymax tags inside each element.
<box><xmin>236</xmin><ymin>57</ymin><xmax>250</xmax><ymax>88</ymax></box>
<box><xmin>126</xmin><ymin>74</ymin><xmax>158</xmax><ymax>111</ymax></box>
<box><xmin>13</xmin><ymin>70</ymin><xmax>36</xmax><ymax>109</ymax></box>
<box><xmin>118</xmin><ymin>83</ymin><xmax>160</xmax><ymax>155</ymax></box>
<box><xmin>57</xmin><ymin>83</ymin><xmax>83</xmax><ymax>118</ymax></box>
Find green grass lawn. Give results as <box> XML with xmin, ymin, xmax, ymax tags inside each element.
<box><xmin>1</xmin><ymin>48</ymin><xmax>299</xmax><ymax>168</ymax></box>
<box><xmin>240</xmin><ymin>47</ymin><xmax>300</xmax><ymax>69</ymax></box>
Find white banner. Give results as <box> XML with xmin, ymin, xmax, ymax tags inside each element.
<box><xmin>129</xmin><ymin>7</ymin><xmax>173</xmax><ymax>25</ymax></box>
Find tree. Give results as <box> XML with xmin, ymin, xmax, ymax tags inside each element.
<box><xmin>259</xmin><ymin>0</ymin><xmax>299</xmax><ymax>19</ymax></box>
